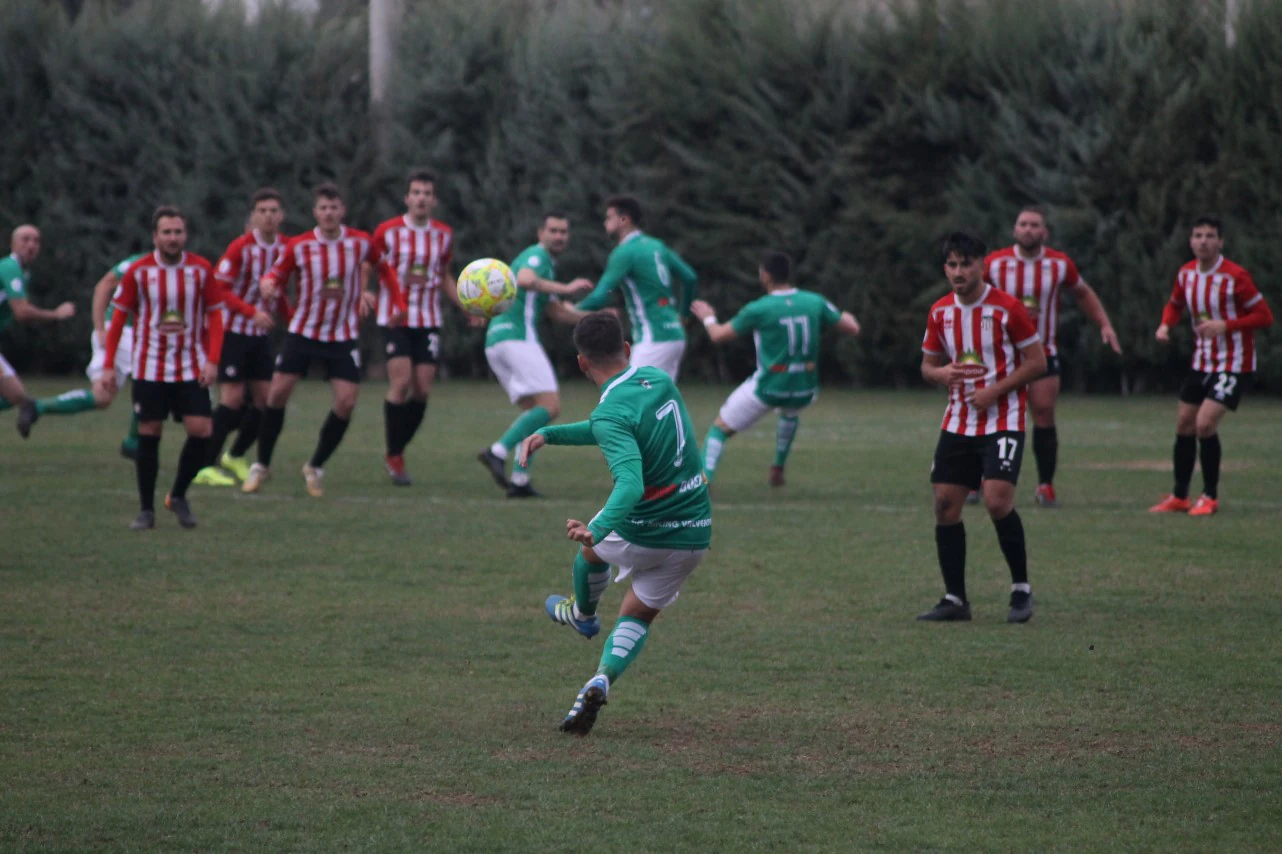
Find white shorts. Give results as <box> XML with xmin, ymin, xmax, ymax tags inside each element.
<box><xmin>630</xmin><ymin>340</ymin><xmax>685</xmax><ymax>381</ymax></box>
<box><xmin>87</xmin><ymin>328</ymin><xmax>134</xmax><ymax>382</ymax></box>
<box><xmin>0</xmin><ymin>351</ymin><xmax>15</xmax><ymax>379</ymax></box>
<box><xmin>592</xmin><ymin>532</ymin><xmax>708</xmax><ymax>610</ymax></box>
<box><xmin>718</xmin><ymin>375</ymin><xmax>807</xmax><ymax>433</ymax></box>
<box><xmin>485</xmin><ymin>339</ymin><xmax>558</xmax><ymax>404</ymax></box>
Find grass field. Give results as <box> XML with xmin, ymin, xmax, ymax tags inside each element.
<box><xmin>3</xmin><ymin>377</ymin><xmax>1281</xmax><ymax>851</ymax></box>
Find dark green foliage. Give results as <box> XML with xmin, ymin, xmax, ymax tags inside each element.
<box><xmin>4</xmin><ymin>0</ymin><xmax>1277</xmax><ymax>389</ymax></box>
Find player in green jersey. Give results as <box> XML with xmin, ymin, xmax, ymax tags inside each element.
<box><xmin>692</xmin><ymin>250</ymin><xmax>862</xmax><ymax>486</ymax></box>
<box><xmin>0</xmin><ymin>225</ymin><xmax>78</xmax><ymax>435</ymax></box>
<box><xmin>17</xmin><ymin>252</ymin><xmax>147</xmax><ymax>455</ymax></box>
<box><xmin>574</xmin><ymin>195</ymin><xmax>698</xmax><ymax>381</ymax></box>
<box><xmin>477</xmin><ymin>212</ymin><xmax>592</xmax><ymax>497</ymax></box>
<box><xmin>519</xmin><ymin>312</ymin><xmax>712</xmax><ymax>736</ymax></box>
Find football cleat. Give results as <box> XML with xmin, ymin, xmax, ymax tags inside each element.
<box><xmin>1034</xmin><ymin>484</ymin><xmax>1058</xmax><ymax>507</ymax></box>
<box><xmin>545</xmin><ymin>595</ymin><xmax>601</xmax><ymax>639</ymax></box>
<box><xmin>477</xmin><ymin>448</ymin><xmax>509</xmax><ymax>490</ymax></box>
<box><xmin>1007</xmin><ymin>590</ymin><xmax>1034</xmax><ymax>623</ymax></box>
<box><xmin>128</xmin><ymin>510</ymin><xmax>155</xmax><ymax>531</ymax></box>
<box><xmin>194</xmin><ymin>466</ymin><xmax>237</xmax><ymax>487</ymax></box>
<box><xmin>916</xmin><ymin>597</ymin><xmax>972</xmax><ymax>622</ymax></box>
<box><xmin>768</xmin><ymin>465</ymin><xmax>786</xmax><ymax>487</ymax></box>
<box><xmin>1188</xmin><ymin>495</ymin><xmax>1219</xmax><ymax>517</ymax></box>
<box><xmin>385</xmin><ymin>454</ymin><xmax>412</xmax><ymax>487</ymax></box>
<box><xmin>220</xmin><ymin>452</ymin><xmax>251</xmax><ymax>482</ymax></box>
<box><xmin>507</xmin><ymin>482</ymin><xmax>542</xmax><ymax>499</ymax></box>
<box><xmin>164</xmin><ymin>494</ymin><xmax>198</xmax><ymax>529</ymax></box>
<box><xmin>302</xmin><ymin>464</ymin><xmax>325</xmax><ymax>498</ymax></box>
<box><xmin>241</xmin><ymin>463</ymin><xmax>270</xmax><ymax>493</ymax></box>
<box><xmin>559</xmin><ymin>674</ymin><xmax>610</xmax><ymax>736</ymax></box>
<box><xmin>1148</xmin><ymin>494</ymin><xmax>1191</xmax><ymax>514</ymax></box>
<box><xmin>16</xmin><ymin>401</ymin><xmax>39</xmax><ymax>438</ymax></box>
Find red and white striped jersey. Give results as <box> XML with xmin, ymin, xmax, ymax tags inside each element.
<box><xmin>267</xmin><ymin>227</ymin><xmax>381</xmax><ymax>343</ymax></box>
<box><xmin>112</xmin><ymin>251</ymin><xmax>224</xmax><ymax>383</ymax></box>
<box><xmin>922</xmin><ymin>286</ymin><xmax>1041</xmax><ymax>436</ymax></box>
<box><xmin>372</xmin><ymin>216</ymin><xmax>453</xmax><ymax>328</ymax></box>
<box><xmin>1163</xmin><ymin>256</ymin><xmax>1268</xmax><ymax>373</ymax></box>
<box><xmin>984</xmin><ymin>246</ymin><xmax>1081</xmax><ymax>356</ymax></box>
<box><xmin>215</xmin><ymin>230</ymin><xmax>289</xmax><ymax>336</ymax></box>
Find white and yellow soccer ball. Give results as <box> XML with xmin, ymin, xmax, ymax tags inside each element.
<box><xmin>456</xmin><ymin>258</ymin><xmax>517</xmax><ymax>318</ymax></box>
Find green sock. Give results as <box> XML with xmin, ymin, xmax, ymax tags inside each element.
<box><xmin>35</xmin><ymin>388</ymin><xmax>97</xmax><ymax>415</ymax></box>
<box><xmin>774</xmin><ymin>415</ymin><xmax>800</xmax><ymax>468</ymax></box>
<box><xmin>499</xmin><ymin>406</ymin><xmax>552</xmax><ymax>451</ymax></box>
<box><xmin>124</xmin><ymin>412</ymin><xmax>140</xmax><ymax>446</ymax></box>
<box><xmin>702</xmin><ymin>424</ymin><xmax>729</xmax><ymax>484</ymax></box>
<box><xmin>0</xmin><ymin>398</ymin><xmax>12</xmax><ymax>412</ymax></box>
<box><xmin>573</xmin><ymin>550</ymin><xmax>610</xmax><ymax>618</ymax></box>
<box><xmin>597</xmin><ymin>616</ymin><xmax>650</xmax><ymax>685</ymax></box>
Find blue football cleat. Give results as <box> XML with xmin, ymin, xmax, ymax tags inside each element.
<box><xmin>560</xmin><ymin>674</ymin><xmax>610</xmax><ymax>736</ymax></box>
<box><xmin>545</xmin><ymin>595</ymin><xmax>601</xmax><ymax>639</ymax></box>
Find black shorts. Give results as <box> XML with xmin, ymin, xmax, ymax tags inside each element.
<box><xmin>132</xmin><ymin>379</ymin><xmax>212</xmax><ymax>423</ymax></box>
<box><xmin>218</xmin><ymin>331</ymin><xmax>275</xmax><ymax>383</ymax></box>
<box><xmin>275</xmin><ymin>333</ymin><xmax>362</xmax><ymax>383</ymax></box>
<box><xmin>383</xmin><ymin>326</ymin><xmax>441</xmax><ymax>365</ymax></box>
<box><xmin>1178</xmin><ymin>370</ymin><xmax>1246</xmax><ymax>412</ymax></box>
<box><xmin>1042</xmin><ymin>354</ymin><xmax>1062</xmax><ymax>378</ymax></box>
<box><xmin>930</xmin><ymin>430</ymin><xmax>1025</xmax><ymax>491</ymax></box>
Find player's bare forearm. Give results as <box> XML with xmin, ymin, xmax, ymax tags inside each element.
<box><xmin>921</xmin><ymin>354</ymin><xmax>951</xmax><ymax>386</ymax></box>
<box><xmin>547</xmin><ymin>301</ymin><xmax>588</xmax><ymax>326</ymax></box>
<box><xmin>12</xmin><ymin>299</ymin><xmax>74</xmax><ymax>323</ymax></box>
<box><xmin>1074</xmin><ymin>283</ymin><xmax>1112</xmax><ymax>328</ymax></box>
<box><xmin>91</xmin><ymin>272</ymin><xmax>118</xmax><ymax>335</ymax></box>
<box><xmin>994</xmin><ymin>345</ymin><xmax>1047</xmax><ymax>396</ymax></box>
<box><xmin>836</xmin><ymin>312</ymin><xmax>862</xmax><ymax>337</ymax></box>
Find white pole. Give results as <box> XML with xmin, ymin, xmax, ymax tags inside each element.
<box><xmin>370</xmin><ymin>0</ymin><xmax>402</xmax><ymax>163</ymax></box>
<box><xmin>1226</xmin><ymin>0</ymin><xmax>1240</xmax><ymax>48</ymax></box>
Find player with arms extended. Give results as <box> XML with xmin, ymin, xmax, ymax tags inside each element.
<box><xmin>691</xmin><ymin>250</ymin><xmax>861</xmax><ymax>486</ymax></box>
<box><xmin>519</xmin><ymin>312</ymin><xmax>712</xmax><ymax>736</ymax></box>
<box><xmin>246</xmin><ymin>183</ymin><xmax>408</xmax><ymax>498</ymax></box>
<box><xmin>918</xmin><ymin>232</ymin><xmax>1047</xmax><ymax>623</ymax></box>
<box><xmin>574</xmin><ymin>195</ymin><xmax>698</xmax><ymax>381</ymax></box>
<box><xmin>476</xmin><ymin>211</ymin><xmax>592</xmax><ymax>497</ymax></box>
<box><xmin>985</xmin><ymin>206</ymin><xmax>1121</xmax><ymax>506</ymax></box>
<box><xmin>1149</xmin><ymin>215</ymin><xmax>1273</xmax><ymax>516</ymax></box>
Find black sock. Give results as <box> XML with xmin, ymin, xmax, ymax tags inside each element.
<box><xmin>1033</xmin><ymin>425</ymin><xmax>1058</xmax><ymax>486</ymax></box>
<box><xmin>207</xmin><ymin>405</ymin><xmax>243</xmax><ymax>466</ymax></box>
<box><xmin>405</xmin><ymin>397</ymin><xmax>428</xmax><ymax>448</ymax></box>
<box><xmin>229</xmin><ymin>405</ymin><xmax>262</xmax><ymax>457</ymax></box>
<box><xmin>992</xmin><ymin>509</ymin><xmax>1028</xmax><ymax>585</ymax></box>
<box><xmin>384</xmin><ymin>400</ymin><xmax>409</xmax><ymax>456</ymax></box>
<box><xmin>935</xmin><ymin>522</ymin><xmax>967</xmax><ymax>603</ymax></box>
<box><xmin>135</xmin><ymin>435</ymin><xmax>160</xmax><ymax>512</ymax></box>
<box><xmin>172</xmin><ymin>435</ymin><xmax>209</xmax><ymax>499</ymax></box>
<box><xmin>310</xmin><ymin>411</ymin><xmax>351</xmax><ymax>468</ymax></box>
<box><xmin>1199</xmin><ymin>434</ymin><xmax>1222</xmax><ymax>499</ymax></box>
<box><xmin>257</xmin><ymin>406</ymin><xmax>286</xmax><ymax>467</ymax></box>
<box><xmin>1173</xmin><ymin>434</ymin><xmax>1197</xmax><ymax>499</ymax></box>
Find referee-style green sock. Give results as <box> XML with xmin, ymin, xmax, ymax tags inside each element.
<box><xmin>597</xmin><ymin>617</ymin><xmax>650</xmax><ymax>685</ymax></box>
<box><xmin>702</xmin><ymin>424</ymin><xmax>729</xmax><ymax>483</ymax></box>
<box><xmin>573</xmin><ymin>550</ymin><xmax>610</xmax><ymax>618</ymax></box>
<box><xmin>35</xmin><ymin>388</ymin><xmax>97</xmax><ymax>415</ymax></box>
<box><xmin>498</xmin><ymin>406</ymin><xmax>551</xmax><ymax>452</ymax></box>
<box><xmin>774</xmin><ymin>415</ymin><xmax>800</xmax><ymax>468</ymax></box>
<box><xmin>123</xmin><ymin>411</ymin><xmax>140</xmax><ymax>448</ymax></box>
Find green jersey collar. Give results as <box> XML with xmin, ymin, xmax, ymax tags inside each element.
<box><xmin>769</xmin><ymin>287</ymin><xmax>798</xmax><ymax>297</ymax></box>
<box><xmin>599</xmin><ymin>365</ymin><xmax>639</xmax><ymax>402</ymax></box>
<box><xmin>619</xmin><ymin>230</ymin><xmax>643</xmax><ymax>246</ymax></box>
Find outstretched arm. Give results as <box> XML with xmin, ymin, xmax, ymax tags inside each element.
<box><xmin>517</xmin><ymin>266</ymin><xmax>593</xmax><ymax>297</ymax></box>
<box><xmin>576</xmin><ymin>250</ymin><xmax>629</xmax><ymax>312</ymax></box>
<box><xmin>690</xmin><ymin>299</ymin><xmax>737</xmax><ymax>344</ymax></box>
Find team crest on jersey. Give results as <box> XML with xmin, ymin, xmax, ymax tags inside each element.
<box><xmin>981</xmin><ymin>311</ymin><xmax>995</xmax><ymax>330</ymax></box>
<box><xmin>157</xmin><ymin>310</ymin><xmax>187</xmax><ymax>334</ymax></box>
<box><xmin>1022</xmin><ymin>295</ymin><xmax>1039</xmax><ymax>312</ymax></box>
<box><xmin>1196</xmin><ymin>311</ymin><xmax>1212</xmax><ymax>322</ymax></box>
<box><xmin>641</xmin><ymin>379</ymin><xmax>652</xmax><ymax>388</ymax></box>
<box><xmin>956</xmin><ymin>350</ymin><xmax>987</xmax><ymax>379</ymax></box>
<box><xmin>322</xmin><ymin>278</ymin><xmax>343</xmax><ymax>300</ymax></box>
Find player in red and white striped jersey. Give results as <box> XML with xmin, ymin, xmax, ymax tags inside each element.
<box><xmin>1150</xmin><ymin>215</ymin><xmax>1274</xmax><ymax>517</ymax></box>
<box><xmin>371</xmin><ymin>169</ymin><xmax>472</xmax><ymax>486</ymax></box>
<box><xmin>197</xmin><ymin>188</ymin><xmax>293</xmax><ymax>488</ymax></box>
<box><xmin>242</xmin><ymin>183</ymin><xmax>408</xmax><ymax>499</ymax></box>
<box><xmin>919</xmin><ymin>232</ymin><xmax>1047</xmax><ymax>624</ymax></box>
<box><xmin>100</xmin><ymin>207</ymin><xmax>259</xmax><ymax>530</ymax></box>
<box><xmin>985</xmin><ymin>207</ymin><xmax>1121</xmax><ymax>507</ymax></box>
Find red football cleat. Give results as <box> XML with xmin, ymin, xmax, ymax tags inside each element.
<box><xmin>768</xmin><ymin>465</ymin><xmax>786</xmax><ymax>487</ymax></box>
<box><xmin>1034</xmin><ymin>483</ymin><xmax>1058</xmax><ymax>507</ymax></box>
<box><xmin>1148</xmin><ymin>494</ymin><xmax>1191</xmax><ymax>514</ymax></box>
<box><xmin>1188</xmin><ymin>495</ymin><xmax>1219</xmax><ymax>516</ymax></box>
<box><xmin>385</xmin><ymin>454</ymin><xmax>412</xmax><ymax>487</ymax></box>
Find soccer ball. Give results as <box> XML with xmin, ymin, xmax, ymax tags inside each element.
<box><xmin>456</xmin><ymin>258</ymin><xmax>517</xmax><ymax>318</ymax></box>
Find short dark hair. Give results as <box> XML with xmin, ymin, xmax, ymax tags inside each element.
<box><xmin>1192</xmin><ymin>214</ymin><xmax>1224</xmax><ymax>237</ymax></box>
<box><xmin>1017</xmin><ymin>205</ymin><xmax>1048</xmax><ymax>222</ymax></box>
<box><xmin>541</xmin><ymin>210</ymin><xmax>569</xmax><ymax>224</ymax></box>
<box><xmin>605</xmin><ymin>194</ymin><xmax>644</xmax><ymax>226</ymax></box>
<box><xmin>573</xmin><ymin>312</ymin><xmax>626</xmax><ymax>363</ymax></box>
<box><xmin>407</xmin><ymin>169</ymin><xmax>436</xmax><ymax>188</ymax></box>
<box><xmin>940</xmin><ymin>231</ymin><xmax>987</xmax><ymax>264</ymax></box>
<box><xmin>760</xmin><ymin>250</ymin><xmax>793</xmax><ymax>284</ymax></box>
<box><xmin>152</xmin><ymin>205</ymin><xmax>185</xmax><ymax>231</ymax></box>
<box><xmin>251</xmin><ymin>187</ymin><xmax>283</xmax><ymax>206</ymax></box>
<box><xmin>313</xmin><ymin>182</ymin><xmax>343</xmax><ymax>202</ymax></box>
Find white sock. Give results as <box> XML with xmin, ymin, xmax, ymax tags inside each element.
<box><xmin>489</xmin><ymin>442</ymin><xmax>508</xmax><ymax>460</ymax></box>
<box><xmin>1012</xmin><ymin>583</ymin><xmax>1031</xmax><ymax>593</ymax></box>
<box><xmin>945</xmin><ymin>593</ymin><xmax>965</xmax><ymax>606</ymax></box>
<box><xmin>511</xmin><ymin>471</ymin><xmax>530</xmax><ymax>486</ymax></box>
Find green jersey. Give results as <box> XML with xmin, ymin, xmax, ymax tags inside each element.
<box><xmin>0</xmin><ymin>254</ymin><xmax>31</xmax><ymax>334</ymax></box>
<box><xmin>104</xmin><ymin>254</ymin><xmax>147</xmax><ymax>327</ymax></box>
<box><xmin>730</xmin><ymin>287</ymin><xmax>843</xmax><ymax>408</ymax></box>
<box><xmin>539</xmin><ymin>365</ymin><xmax>712</xmax><ymax>550</ymax></box>
<box><xmin>578</xmin><ymin>232</ymin><xmax>697</xmax><ymax>344</ymax></box>
<box><xmin>485</xmin><ymin>243</ymin><xmax>558</xmax><ymax>348</ymax></box>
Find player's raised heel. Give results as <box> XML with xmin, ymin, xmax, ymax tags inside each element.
<box><xmin>916</xmin><ymin>597</ymin><xmax>972</xmax><ymax>622</ymax></box>
<box><xmin>477</xmin><ymin>448</ymin><xmax>509</xmax><ymax>490</ymax></box>
<box><xmin>545</xmin><ymin>595</ymin><xmax>601</xmax><ymax>639</ymax></box>
<box><xmin>302</xmin><ymin>464</ymin><xmax>325</xmax><ymax>498</ymax></box>
<box><xmin>1148</xmin><ymin>494</ymin><xmax>1191</xmax><ymax>514</ymax></box>
<box><xmin>559</xmin><ymin>674</ymin><xmax>610</xmax><ymax>736</ymax></box>
<box><xmin>241</xmin><ymin>463</ymin><xmax>270</xmax><ymax>493</ymax></box>
<box><xmin>194</xmin><ymin>466</ymin><xmax>236</xmax><ymax>487</ymax></box>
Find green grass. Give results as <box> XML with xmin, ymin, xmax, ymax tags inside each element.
<box><xmin>3</xmin><ymin>378</ymin><xmax>1281</xmax><ymax>852</ymax></box>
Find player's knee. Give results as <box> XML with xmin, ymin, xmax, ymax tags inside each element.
<box><xmin>1195</xmin><ymin>417</ymin><xmax>1218</xmax><ymax>439</ymax></box>
<box><xmin>220</xmin><ymin>386</ymin><xmax>245</xmax><ymax>409</ymax></box>
<box><xmin>933</xmin><ymin>494</ymin><xmax>960</xmax><ymax>523</ymax></box>
<box><xmin>1031</xmin><ymin>404</ymin><xmax>1055</xmax><ymax>427</ymax></box>
<box><xmin>333</xmin><ymin>394</ymin><xmax>359</xmax><ymax>418</ymax></box>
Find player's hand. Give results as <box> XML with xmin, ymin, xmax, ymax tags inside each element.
<box><xmin>1194</xmin><ymin>319</ymin><xmax>1227</xmax><ymax>338</ymax></box>
<box><xmin>566</xmin><ymin>278</ymin><xmax>594</xmax><ymax>296</ymax></box>
<box><xmin>258</xmin><ymin>276</ymin><xmax>279</xmax><ymax>302</ymax></box>
<box><xmin>252</xmin><ymin>310</ymin><xmax>274</xmax><ymax>331</ymax></box>
<box><xmin>517</xmin><ymin>433</ymin><xmax>547</xmax><ymax>468</ymax></box>
<box><xmin>566</xmin><ymin>519</ymin><xmax>595</xmax><ymax>546</ymax></box>
<box><xmin>1155</xmin><ymin>324</ymin><xmax>1171</xmax><ymax>343</ymax></box>
<box><xmin>1100</xmin><ymin>325</ymin><xmax>1122</xmax><ymax>354</ymax></box>
<box><xmin>99</xmin><ymin>372</ymin><xmax>118</xmax><ymax>396</ymax></box>
<box><xmin>966</xmin><ymin>385</ymin><xmax>1000</xmax><ymax>409</ymax></box>
<box><xmin>199</xmin><ymin>361</ymin><xmax>218</xmax><ymax>388</ymax></box>
<box><xmin>690</xmin><ymin>299</ymin><xmax>715</xmax><ymax>321</ymax></box>
<box><xmin>360</xmin><ymin>291</ymin><xmax>378</xmax><ymax>318</ymax></box>
<box><xmin>937</xmin><ymin>363</ymin><xmax>971</xmax><ymax>387</ymax></box>
<box><xmin>54</xmin><ymin>302</ymin><xmax>76</xmax><ymax>320</ymax></box>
